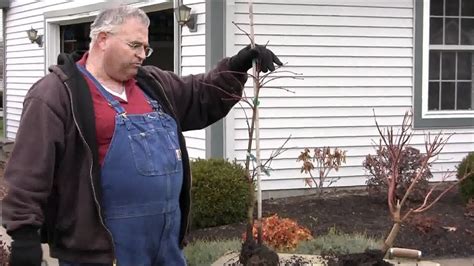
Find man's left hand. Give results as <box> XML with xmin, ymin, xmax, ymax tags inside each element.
<box><xmin>229</xmin><ymin>44</ymin><xmax>283</xmax><ymax>74</ymax></box>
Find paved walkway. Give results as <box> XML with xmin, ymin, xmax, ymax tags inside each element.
<box><xmin>432</xmin><ymin>257</ymin><xmax>474</xmax><ymax>266</ymax></box>
<box><xmin>213</xmin><ymin>252</ymin><xmax>474</xmax><ymax>266</ymax></box>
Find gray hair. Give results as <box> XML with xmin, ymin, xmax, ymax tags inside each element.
<box><xmin>89</xmin><ymin>5</ymin><xmax>150</xmax><ymax>43</ymax></box>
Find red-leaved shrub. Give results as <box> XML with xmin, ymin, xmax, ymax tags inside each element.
<box><xmin>364</xmin><ymin>145</ymin><xmax>432</xmax><ymax>202</ymax></box>
<box><xmin>243</xmin><ymin>214</ymin><xmax>313</xmax><ymax>251</ymax></box>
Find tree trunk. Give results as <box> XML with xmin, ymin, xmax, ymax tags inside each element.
<box><xmin>381</xmin><ymin>222</ymin><xmax>401</xmax><ymax>254</ymax></box>
<box><xmin>246</xmin><ymin>177</ymin><xmax>255</xmax><ymax>240</ymax></box>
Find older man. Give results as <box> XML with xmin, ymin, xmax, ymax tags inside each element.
<box><xmin>2</xmin><ymin>5</ymin><xmax>282</xmax><ymax>266</ymax></box>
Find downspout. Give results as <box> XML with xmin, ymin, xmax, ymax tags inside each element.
<box><xmin>1</xmin><ymin>6</ymin><xmax>7</xmax><ymax>139</ymax></box>
<box><xmin>174</xmin><ymin>0</ymin><xmax>182</xmax><ymax>76</ymax></box>
<box><xmin>205</xmin><ymin>0</ymin><xmax>226</xmax><ymax>159</ymax></box>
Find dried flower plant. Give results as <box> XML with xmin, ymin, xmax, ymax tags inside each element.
<box><xmin>297</xmin><ymin>147</ymin><xmax>347</xmax><ymax>196</ymax></box>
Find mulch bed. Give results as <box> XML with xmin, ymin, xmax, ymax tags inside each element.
<box><xmin>188</xmin><ymin>187</ymin><xmax>474</xmax><ymax>259</ymax></box>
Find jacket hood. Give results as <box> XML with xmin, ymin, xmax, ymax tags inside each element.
<box><xmin>48</xmin><ymin>53</ymin><xmax>82</xmax><ymax>83</ymax></box>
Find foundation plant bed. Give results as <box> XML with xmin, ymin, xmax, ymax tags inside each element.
<box><xmin>188</xmin><ymin>188</ymin><xmax>474</xmax><ymax>263</ymax></box>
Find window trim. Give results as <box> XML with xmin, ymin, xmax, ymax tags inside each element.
<box><xmin>414</xmin><ymin>0</ymin><xmax>474</xmax><ymax>128</ymax></box>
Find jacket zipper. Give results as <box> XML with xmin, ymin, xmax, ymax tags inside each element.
<box><xmin>154</xmin><ymin>81</ymin><xmax>191</xmax><ymax>238</ymax></box>
<box><xmin>64</xmin><ymin>82</ymin><xmax>116</xmax><ymax>260</ymax></box>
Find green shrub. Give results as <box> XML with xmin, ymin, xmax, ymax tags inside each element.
<box><xmin>184</xmin><ymin>239</ymin><xmax>240</xmax><ymax>266</ymax></box>
<box><xmin>457</xmin><ymin>152</ymin><xmax>474</xmax><ymax>202</ymax></box>
<box><xmin>191</xmin><ymin>158</ymin><xmax>251</xmax><ymax>229</ymax></box>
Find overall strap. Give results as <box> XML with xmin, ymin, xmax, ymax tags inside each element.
<box><xmin>141</xmin><ymin>90</ymin><xmax>163</xmax><ymax>113</ymax></box>
<box><xmin>76</xmin><ymin>63</ymin><xmax>126</xmax><ymax>115</ymax></box>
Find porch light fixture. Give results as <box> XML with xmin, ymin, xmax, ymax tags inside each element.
<box><xmin>26</xmin><ymin>27</ymin><xmax>43</xmax><ymax>47</ymax></box>
<box><xmin>174</xmin><ymin>4</ymin><xmax>197</xmax><ymax>32</ymax></box>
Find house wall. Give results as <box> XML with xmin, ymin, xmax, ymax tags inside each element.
<box><xmin>229</xmin><ymin>0</ymin><xmax>474</xmax><ymax>191</ymax></box>
<box><xmin>4</xmin><ymin>0</ymin><xmax>66</xmax><ymax>139</ymax></box>
<box><xmin>4</xmin><ymin>0</ymin><xmax>473</xmax><ymax>190</ymax></box>
<box><xmin>3</xmin><ymin>0</ymin><xmax>208</xmax><ymax>159</ymax></box>
<box><xmin>181</xmin><ymin>0</ymin><xmax>207</xmax><ymax>159</ymax></box>
<box><xmin>4</xmin><ymin>0</ymin><xmax>134</xmax><ymax>139</ymax></box>
<box><xmin>0</xmin><ymin>11</ymin><xmax>4</xmax><ymax>107</ymax></box>
<box><xmin>5</xmin><ymin>0</ymin><xmax>133</xmax><ymax>139</ymax></box>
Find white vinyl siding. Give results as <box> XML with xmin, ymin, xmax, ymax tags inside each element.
<box><xmin>4</xmin><ymin>0</ymin><xmax>123</xmax><ymax>139</ymax></box>
<box><xmin>4</xmin><ymin>0</ymin><xmax>473</xmax><ymax>191</ymax></box>
<box><xmin>181</xmin><ymin>0</ymin><xmax>207</xmax><ymax>159</ymax></box>
<box><xmin>0</xmin><ymin>11</ymin><xmax>3</xmax><ymax>114</ymax></box>
<box><xmin>230</xmin><ymin>0</ymin><xmax>474</xmax><ymax>191</ymax></box>
<box><xmin>4</xmin><ymin>0</ymin><xmax>73</xmax><ymax>139</ymax></box>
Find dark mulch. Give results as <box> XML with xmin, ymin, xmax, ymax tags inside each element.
<box><xmin>188</xmin><ymin>187</ymin><xmax>474</xmax><ymax>259</ymax></box>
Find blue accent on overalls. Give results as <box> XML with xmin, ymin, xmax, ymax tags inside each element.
<box><xmin>75</xmin><ymin>64</ymin><xmax>186</xmax><ymax>266</ymax></box>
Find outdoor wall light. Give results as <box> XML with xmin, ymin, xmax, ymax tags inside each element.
<box><xmin>174</xmin><ymin>4</ymin><xmax>197</xmax><ymax>32</ymax></box>
<box><xmin>26</xmin><ymin>27</ymin><xmax>43</xmax><ymax>47</ymax></box>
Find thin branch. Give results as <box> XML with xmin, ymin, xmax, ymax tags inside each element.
<box><xmin>238</xmin><ymin>102</ymin><xmax>252</xmax><ymax>134</ymax></box>
<box><xmin>409</xmin><ymin>172</ymin><xmax>452</xmax><ymax>214</ymax></box>
<box><xmin>399</xmin><ymin>133</ymin><xmax>452</xmax><ymax>208</ymax></box>
<box><xmin>260</xmin><ymin>135</ymin><xmax>292</xmax><ymax>173</ymax></box>
<box><xmin>258</xmin><ymin>68</ymin><xmax>302</xmax><ymax>78</ymax></box>
<box><xmin>212</xmin><ymin>69</ymin><xmax>260</xmax><ymax>83</ymax></box>
<box><xmin>257</xmin><ymin>65</ymin><xmax>289</xmax><ymax>81</ymax></box>
<box><xmin>197</xmin><ymin>80</ymin><xmax>254</xmax><ymax>107</ymax></box>
<box><xmin>260</xmin><ymin>75</ymin><xmax>304</xmax><ymax>88</ymax></box>
<box><xmin>232</xmin><ymin>21</ymin><xmax>252</xmax><ymax>43</ymax></box>
<box><xmin>373</xmin><ymin>109</ymin><xmax>390</xmax><ymax>150</ymax></box>
<box><xmin>411</xmin><ymin>170</ymin><xmax>471</xmax><ymax>214</ymax></box>
<box><xmin>266</xmin><ymin>70</ymin><xmax>303</xmax><ymax>76</ymax></box>
<box><xmin>326</xmin><ymin>177</ymin><xmax>341</xmax><ymax>188</ymax></box>
<box><xmin>261</xmin><ymin>87</ymin><xmax>296</xmax><ymax>94</ymax></box>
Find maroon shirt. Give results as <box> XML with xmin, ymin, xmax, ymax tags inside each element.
<box><xmin>77</xmin><ymin>54</ymin><xmax>153</xmax><ymax>165</ymax></box>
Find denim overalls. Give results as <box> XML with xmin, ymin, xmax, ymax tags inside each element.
<box><xmin>73</xmin><ymin>64</ymin><xmax>186</xmax><ymax>266</ymax></box>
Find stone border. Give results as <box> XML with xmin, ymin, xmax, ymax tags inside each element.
<box><xmin>211</xmin><ymin>252</ymin><xmax>442</xmax><ymax>266</ymax></box>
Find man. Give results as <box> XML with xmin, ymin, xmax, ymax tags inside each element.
<box><xmin>2</xmin><ymin>5</ymin><xmax>282</xmax><ymax>266</ymax></box>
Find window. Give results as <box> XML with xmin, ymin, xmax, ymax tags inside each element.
<box><xmin>61</xmin><ymin>22</ymin><xmax>91</xmax><ymax>54</ymax></box>
<box><xmin>414</xmin><ymin>0</ymin><xmax>474</xmax><ymax>128</ymax></box>
<box><xmin>429</xmin><ymin>0</ymin><xmax>473</xmax><ymax>111</ymax></box>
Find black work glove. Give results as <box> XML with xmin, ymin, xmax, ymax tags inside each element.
<box><xmin>9</xmin><ymin>226</ymin><xmax>43</xmax><ymax>266</ymax></box>
<box><xmin>229</xmin><ymin>44</ymin><xmax>283</xmax><ymax>74</ymax></box>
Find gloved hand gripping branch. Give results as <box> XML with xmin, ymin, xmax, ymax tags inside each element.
<box><xmin>229</xmin><ymin>44</ymin><xmax>283</xmax><ymax>74</ymax></box>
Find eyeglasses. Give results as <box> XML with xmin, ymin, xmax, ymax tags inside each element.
<box><xmin>124</xmin><ymin>41</ymin><xmax>154</xmax><ymax>58</ymax></box>
<box><xmin>108</xmin><ymin>33</ymin><xmax>153</xmax><ymax>57</ymax></box>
